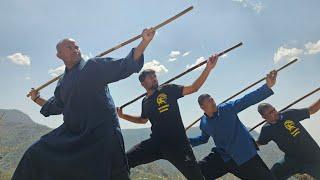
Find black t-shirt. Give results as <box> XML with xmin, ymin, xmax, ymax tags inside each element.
<box><xmin>257</xmin><ymin>108</ymin><xmax>320</xmax><ymax>163</ymax></box>
<box><xmin>141</xmin><ymin>84</ymin><xmax>188</xmax><ymax>144</ymax></box>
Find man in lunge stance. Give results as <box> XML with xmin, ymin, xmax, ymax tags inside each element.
<box><xmin>256</xmin><ymin>98</ymin><xmax>320</xmax><ymax>179</ymax></box>
<box><xmin>13</xmin><ymin>28</ymin><xmax>155</xmax><ymax>180</ymax></box>
<box><xmin>117</xmin><ymin>55</ymin><xmax>219</xmax><ymax>179</ymax></box>
<box><xmin>188</xmin><ymin>71</ymin><xmax>278</xmax><ymax>180</ymax></box>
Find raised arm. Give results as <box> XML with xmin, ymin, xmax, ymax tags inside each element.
<box><xmin>182</xmin><ymin>54</ymin><xmax>218</xmax><ymax>96</ymax></box>
<box><xmin>116</xmin><ymin>107</ymin><xmax>148</xmax><ymax>124</ymax></box>
<box><xmin>96</xmin><ymin>28</ymin><xmax>155</xmax><ymax>84</ymax></box>
<box><xmin>133</xmin><ymin>28</ymin><xmax>155</xmax><ymax>60</ymax></box>
<box><xmin>189</xmin><ymin>130</ymin><xmax>210</xmax><ymax>147</ymax></box>
<box><xmin>308</xmin><ymin>98</ymin><xmax>320</xmax><ymax>115</ymax></box>
<box><xmin>231</xmin><ymin>70</ymin><xmax>277</xmax><ymax>113</ymax></box>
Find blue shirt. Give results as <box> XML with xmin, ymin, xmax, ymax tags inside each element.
<box><xmin>23</xmin><ymin>48</ymin><xmax>144</xmax><ymax>179</ymax></box>
<box><xmin>189</xmin><ymin>84</ymin><xmax>274</xmax><ymax>165</ymax></box>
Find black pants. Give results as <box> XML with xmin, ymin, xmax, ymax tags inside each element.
<box><xmin>199</xmin><ymin>152</ymin><xmax>275</xmax><ymax>180</ymax></box>
<box><xmin>126</xmin><ymin>138</ymin><xmax>204</xmax><ymax>180</ymax></box>
<box><xmin>271</xmin><ymin>156</ymin><xmax>320</xmax><ymax>180</ymax></box>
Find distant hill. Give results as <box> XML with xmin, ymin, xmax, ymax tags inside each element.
<box><xmin>0</xmin><ymin>109</ymin><xmax>312</xmax><ymax>179</ymax></box>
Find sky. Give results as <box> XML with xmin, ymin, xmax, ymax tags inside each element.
<box><xmin>0</xmin><ymin>0</ymin><xmax>320</xmax><ymax>143</ymax></box>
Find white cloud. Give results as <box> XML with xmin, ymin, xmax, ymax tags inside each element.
<box><xmin>48</xmin><ymin>65</ymin><xmax>65</xmax><ymax>77</ymax></box>
<box><xmin>273</xmin><ymin>46</ymin><xmax>303</xmax><ymax>64</ymax></box>
<box><xmin>168</xmin><ymin>51</ymin><xmax>190</xmax><ymax>62</ymax></box>
<box><xmin>221</xmin><ymin>54</ymin><xmax>228</xmax><ymax>58</ymax></box>
<box><xmin>25</xmin><ymin>76</ymin><xmax>31</xmax><ymax>80</ymax></box>
<box><xmin>168</xmin><ymin>58</ymin><xmax>177</xmax><ymax>62</ymax></box>
<box><xmin>142</xmin><ymin>60</ymin><xmax>168</xmax><ymax>73</ymax></box>
<box><xmin>7</xmin><ymin>53</ymin><xmax>31</xmax><ymax>66</ymax></box>
<box><xmin>232</xmin><ymin>0</ymin><xmax>264</xmax><ymax>13</ymax></box>
<box><xmin>169</xmin><ymin>51</ymin><xmax>181</xmax><ymax>58</ymax></box>
<box><xmin>168</xmin><ymin>50</ymin><xmax>181</xmax><ymax>62</ymax></box>
<box><xmin>182</xmin><ymin>51</ymin><xmax>191</xmax><ymax>57</ymax></box>
<box><xmin>304</xmin><ymin>40</ymin><xmax>320</xmax><ymax>55</ymax></box>
<box><xmin>186</xmin><ymin>57</ymin><xmax>206</xmax><ymax>70</ymax></box>
<box><xmin>252</xmin><ymin>2</ymin><xmax>263</xmax><ymax>13</ymax></box>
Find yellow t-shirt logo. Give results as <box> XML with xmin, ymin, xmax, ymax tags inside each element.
<box><xmin>157</xmin><ymin>93</ymin><xmax>169</xmax><ymax>113</ymax></box>
<box><xmin>284</xmin><ymin>120</ymin><xmax>300</xmax><ymax>137</ymax></box>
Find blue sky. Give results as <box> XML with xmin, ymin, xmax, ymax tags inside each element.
<box><xmin>1</xmin><ymin>0</ymin><xmax>320</xmax><ymax>143</ymax></box>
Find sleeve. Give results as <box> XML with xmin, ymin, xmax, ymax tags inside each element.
<box><xmin>140</xmin><ymin>100</ymin><xmax>148</xmax><ymax>119</ymax></box>
<box><xmin>231</xmin><ymin>84</ymin><xmax>274</xmax><ymax>113</ymax></box>
<box><xmin>40</xmin><ymin>96</ymin><xmax>64</xmax><ymax>117</ymax></box>
<box><xmin>164</xmin><ymin>84</ymin><xmax>184</xmax><ymax>99</ymax></box>
<box><xmin>256</xmin><ymin>126</ymin><xmax>272</xmax><ymax>145</ymax></box>
<box><xmin>95</xmin><ymin>48</ymin><xmax>144</xmax><ymax>84</ymax></box>
<box><xmin>40</xmin><ymin>82</ymin><xmax>64</xmax><ymax>117</ymax></box>
<box><xmin>189</xmin><ymin>130</ymin><xmax>210</xmax><ymax>147</ymax></box>
<box><xmin>282</xmin><ymin>108</ymin><xmax>310</xmax><ymax>122</ymax></box>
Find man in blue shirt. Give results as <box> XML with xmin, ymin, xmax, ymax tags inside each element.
<box><xmin>188</xmin><ymin>71</ymin><xmax>277</xmax><ymax>180</ymax></box>
<box><xmin>12</xmin><ymin>28</ymin><xmax>155</xmax><ymax>180</ymax></box>
<box><xmin>256</xmin><ymin>98</ymin><xmax>320</xmax><ymax>179</ymax></box>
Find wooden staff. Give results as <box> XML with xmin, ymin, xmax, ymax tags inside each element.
<box><xmin>249</xmin><ymin>87</ymin><xmax>320</xmax><ymax>132</ymax></box>
<box><xmin>120</xmin><ymin>42</ymin><xmax>243</xmax><ymax>109</ymax></box>
<box><xmin>185</xmin><ymin>58</ymin><xmax>298</xmax><ymax>131</ymax></box>
<box><xmin>27</xmin><ymin>6</ymin><xmax>194</xmax><ymax>97</ymax></box>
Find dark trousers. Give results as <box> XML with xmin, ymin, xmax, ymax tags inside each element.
<box><xmin>271</xmin><ymin>156</ymin><xmax>320</xmax><ymax>180</ymax></box>
<box><xmin>110</xmin><ymin>132</ymin><xmax>130</xmax><ymax>180</ymax></box>
<box><xmin>126</xmin><ymin>138</ymin><xmax>204</xmax><ymax>180</ymax></box>
<box><xmin>199</xmin><ymin>152</ymin><xmax>275</xmax><ymax>180</ymax></box>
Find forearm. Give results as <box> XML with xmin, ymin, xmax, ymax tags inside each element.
<box><xmin>34</xmin><ymin>97</ymin><xmax>47</xmax><ymax>107</ymax></box>
<box><xmin>234</xmin><ymin>84</ymin><xmax>274</xmax><ymax>112</ymax></box>
<box><xmin>189</xmin><ymin>137</ymin><xmax>207</xmax><ymax>147</ymax></box>
<box><xmin>120</xmin><ymin>114</ymin><xmax>147</xmax><ymax>124</ymax></box>
<box><xmin>189</xmin><ymin>133</ymin><xmax>209</xmax><ymax>147</ymax></box>
<box><xmin>255</xmin><ymin>141</ymin><xmax>262</xmax><ymax>147</ymax></box>
<box><xmin>134</xmin><ymin>40</ymin><xmax>150</xmax><ymax>61</ymax></box>
<box><xmin>193</xmin><ymin>67</ymin><xmax>212</xmax><ymax>91</ymax></box>
<box><xmin>309</xmin><ymin>98</ymin><xmax>320</xmax><ymax>115</ymax></box>
<box><xmin>184</xmin><ymin>66</ymin><xmax>212</xmax><ymax>95</ymax></box>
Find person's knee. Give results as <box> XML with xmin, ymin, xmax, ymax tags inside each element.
<box><xmin>197</xmin><ymin>162</ymin><xmax>211</xmax><ymax>179</ymax></box>
<box><xmin>271</xmin><ymin>163</ymin><xmax>285</xmax><ymax>179</ymax></box>
<box><xmin>125</xmin><ymin>154</ymin><xmax>134</xmax><ymax>169</ymax></box>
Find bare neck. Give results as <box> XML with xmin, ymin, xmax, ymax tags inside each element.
<box><xmin>64</xmin><ymin>59</ymin><xmax>80</xmax><ymax>70</ymax></box>
<box><xmin>269</xmin><ymin>113</ymin><xmax>281</xmax><ymax>124</ymax></box>
<box><xmin>146</xmin><ymin>89</ymin><xmax>156</xmax><ymax>97</ymax></box>
<box><xmin>205</xmin><ymin>109</ymin><xmax>217</xmax><ymax>118</ymax></box>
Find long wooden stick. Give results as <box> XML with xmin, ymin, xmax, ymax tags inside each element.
<box><xmin>249</xmin><ymin>87</ymin><xmax>320</xmax><ymax>132</ymax></box>
<box><xmin>185</xmin><ymin>58</ymin><xmax>298</xmax><ymax>131</ymax></box>
<box><xmin>120</xmin><ymin>42</ymin><xmax>243</xmax><ymax>109</ymax></box>
<box><xmin>26</xmin><ymin>6</ymin><xmax>194</xmax><ymax>97</ymax></box>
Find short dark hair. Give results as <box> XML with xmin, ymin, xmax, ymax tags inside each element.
<box><xmin>139</xmin><ymin>69</ymin><xmax>156</xmax><ymax>82</ymax></box>
<box><xmin>257</xmin><ymin>103</ymin><xmax>272</xmax><ymax>115</ymax></box>
<box><xmin>198</xmin><ymin>94</ymin><xmax>211</xmax><ymax>106</ymax></box>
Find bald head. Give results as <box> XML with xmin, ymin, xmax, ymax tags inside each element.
<box><xmin>55</xmin><ymin>38</ymin><xmax>81</xmax><ymax>68</ymax></box>
<box><xmin>56</xmin><ymin>38</ymin><xmax>76</xmax><ymax>53</ymax></box>
<box><xmin>257</xmin><ymin>103</ymin><xmax>279</xmax><ymax>123</ymax></box>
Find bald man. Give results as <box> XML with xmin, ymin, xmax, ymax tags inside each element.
<box><xmin>12</xmin><ymin>28</ymin><xmax>155</xmax><ymax>180</ymax></box>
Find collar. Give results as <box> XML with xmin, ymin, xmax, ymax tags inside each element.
<box><xmin>203</xmin><ymin>111</ymin><xmax>218</xmax><ymax>119</ymax></box>
<box><xmin>65</xmin><ymin>58</ymin><xmax>84</xmax><ymax>74</ymax></box>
